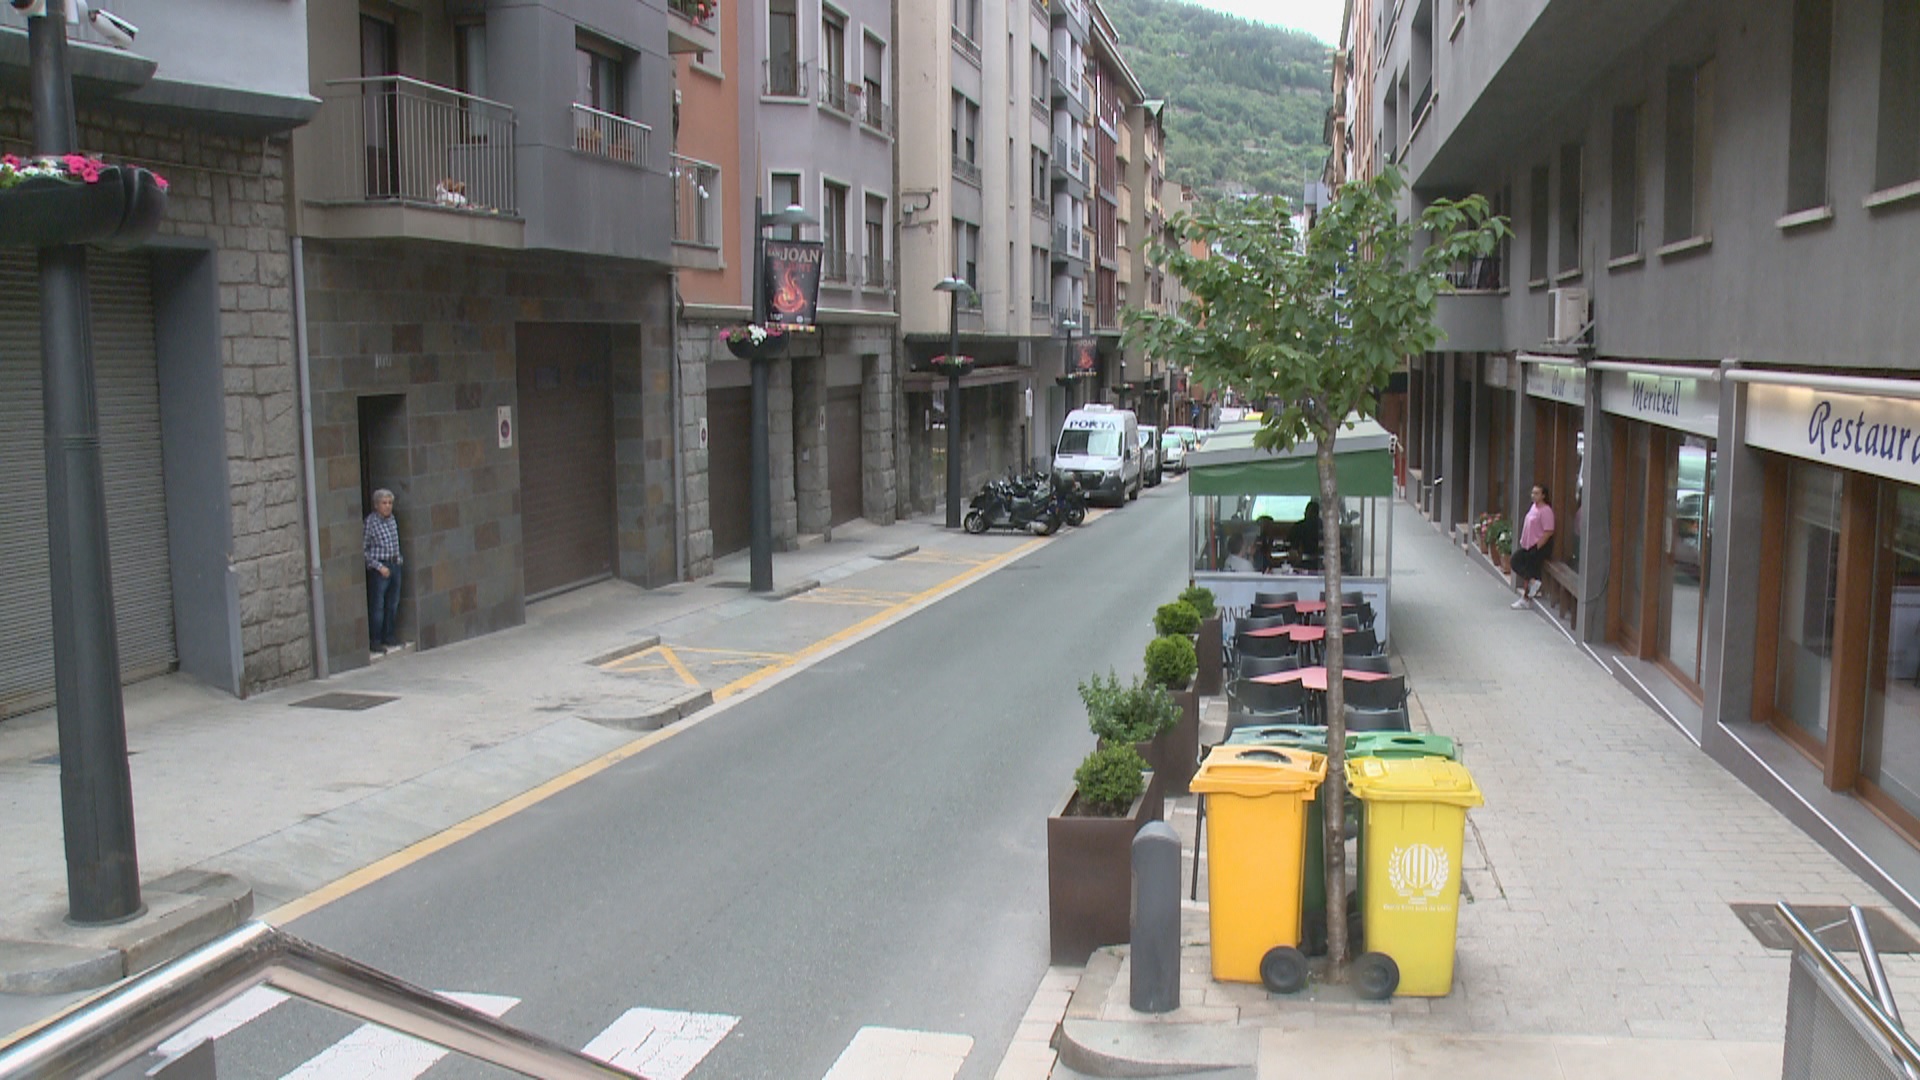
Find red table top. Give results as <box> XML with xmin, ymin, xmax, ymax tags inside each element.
<box><xmin>1292</xmin><ymin>600</ymin><xmax>1328</xmax><ymax>614</ymax></box>
<box><xmin>1242</xmin><ymin>624</ymin><xmax>1326</xmax><ymax>642</ymax></box>
<box><xmin>1251</xmin><ymin>666</ymin><xmax>1393</xmax><ymax>692</ymax></box>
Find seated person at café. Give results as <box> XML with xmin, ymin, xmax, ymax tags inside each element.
<box><xmin>1286</xmin><ymin>501</ymin><xmax>1323</xmax><ymax>568</ymax></box>
<box><xmin>1223</xmin><ymin>531</ymin><xmax>1256</xmax><ymax>573</ymax></box>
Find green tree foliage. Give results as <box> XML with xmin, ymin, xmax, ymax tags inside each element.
<box><xmin>1102</xmin><ymin>0</ymin><xmax>1332</xmax><ymax>197</ymax></box>
<box><xmin>1125</xmin><ymin>170</ymin><xmax>1508</xmax><ymax>972</ymax></box>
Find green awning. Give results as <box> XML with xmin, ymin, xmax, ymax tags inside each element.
<box><xmin>1186</xmin><ymin>417</ymin><xmax>1396</xmax><ymax>497</ymax></box>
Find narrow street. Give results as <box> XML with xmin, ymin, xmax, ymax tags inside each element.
<box><xmin>200</xmin><ymin>481</ymin><xmax>1190</xmax><ymax>1079</ymax></box>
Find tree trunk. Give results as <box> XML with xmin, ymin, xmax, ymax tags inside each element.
<box><xmin>1316</xmin><ymin>428</ymin><xmax>1352</xmax><ymax>974</ymax></box>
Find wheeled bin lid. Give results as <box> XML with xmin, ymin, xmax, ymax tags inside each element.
<box><xmin>1191</xmin><ymin>745</ymin><xmax>1327</xmax><ymax>797</ymax></box>
<box><xmin>1344</xmin><ymin>756</ymin><xmax>1483</xmax><ymax>807</ymax></box>
<box><xmin>1224</xmin><ymin>723</ymin><xmax>1328</xmax><ymax>752</ymax></box>
<box><xmin>1346</xmin><ymin>732</ymin><xmax>1457</xmax><ymax>760</ymax></box>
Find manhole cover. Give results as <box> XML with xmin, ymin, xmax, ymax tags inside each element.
<box><xmin>291</xmin><ymin>692</ymin><xmax>397</xmax><ymax>712</ymax></box>
<box><xmin>1732</xmin><ymin>903</ymin><xmax>1920</xmax><ymax>953</ymax></box>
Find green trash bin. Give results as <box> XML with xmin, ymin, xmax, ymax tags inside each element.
<box><xmin>1219</xmin><ymin>725</ymin><xmax>1332</xmax><ymax>950</ymax></box>
<box><xmin>1347</xmin><ymin>732</ymin><xmax>1458</xmax><ymax>761</ymax></box>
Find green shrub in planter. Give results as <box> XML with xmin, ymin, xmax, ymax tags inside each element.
<box><xmin>1178</xmin><ymin>585</ymin><xmax>1217</xmax><ymax>619</ymax></box>
<box><xmin>1073</xmin><ymin>743</ymin><xmax>1149</xmax><ymax>815</ymax></box>
<box><xmin>1153</xmin><ymin>600</ymin><xmax>1201</xmax><ymax>637</ymax></box>
<box><xmin>1144</xmin><ymin>634</ymin><xmax>1197</xmax><ymax>690</ymax></box>
<box><xmin>1079</xmin><ymin>671</ymin><xmax>1179</xmax><ymax>745</ymax></box>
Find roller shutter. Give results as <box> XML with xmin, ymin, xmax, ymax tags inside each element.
<box><xmin>707</xmin><ymin>387</ymin><xmax>751</xmax><ymax>557</ymax></box>
<box><xmin>516</xmin><ymin>324</ymin><xmax>615</xmax><ymax>598</ymax></box>
<box><xmin>827</xmin><ymin>387</ymin><xmax>862</xmax><ymax>528</ymax></box>
<box><xmin>0</xmin><ymin>251</ymin><xmax>175</xmax><ymax>719</ymax></box>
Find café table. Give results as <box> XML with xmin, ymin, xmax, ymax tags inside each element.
<box><xmin>1241</xmin><ymin>624</ymin><xmax>1326</xmax><ymax>643</ymax></box>
<box><xmin>1250</xmin><ymin>665</ymin><xmax>1393</xmax><ymax>692</ymax></box>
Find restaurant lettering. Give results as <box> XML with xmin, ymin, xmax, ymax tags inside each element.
<box><xmin>1746</xmin><ymin>384</ymin><xmax>1920</xmax><ymax>488</ymax></box>
<box><xmin>1807</xmin><ymin>399</ymin><xmax>1920</xmax><ymax>464</ymax></box>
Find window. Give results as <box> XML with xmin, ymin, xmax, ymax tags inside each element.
<box><xmin>454</xmin><ymin>23</ymin><xmax>488</xmax><ymax>99</ymax></box>
<box><xmin>1032</xmin><ymin>246</ymin><xmax>1050</xmax><ymax>307</ymax></box>
<box><xmin>1787</xmin><ymin>0</ymin><xmax>1834</xmax><ymax>212</ymax></box>
<box><xmin>862</xmin><ymin>33</ymin><xmax>885</xmax><ymax>117</ymax></box>
<box><xmin>864</xmin><ymin>194</ymin><xmax>887</xmax><ymax>286</ymax></box>
<box><xmin>1663</xmin><ymin>58</ymin><xmax>1715</xmax><ymax>244</ymax></box>
<box><xmin>952</xmin><ymin>0</ymin><xmax>979</xmax><ymax>42</ymax></box>
<box><xmin>1032</xmin><ymin>46</ymin><xmax>1049</xmax><ymax>105</ymax></box>
<box><xmin>1527</xmin><ymin>163</ymin><xmax>1550</xmax><ymax>285</ymax></box>
<box><xmin>1556</xmin><ymin>143</ymin><xmax>1581</xmax><ymax>274</ymax></box>
<box><xmin>951</xmin><ymin>219</ymin><xmax>979</xmax><ymax>290</ymax></box>
<box><xmin>1609</xmin><ymin>106</ymin><xmax>1643</xmax><ymax>259</ymax></box>
<box><xmin>770</xmin><ymin>172</ymin><xmax>802</xmax><ymax>241</ymax></box>
<box><xmin>1031</xmin><ymin>147</ymin><xmax>1048</xmax><ymax>204</ymax></box>
<box><xmin>1861</xmin><ymin>485</ymin><xmax>1920</xmax><ymax>823</ymax></box>
<box><xmin>1773</xmin><ymin>462</ymin><xmax>1844</xmax><ymax>746</ymax></box>
<box><xmin>576</xmin><ymin>42</ymin><xmax>625</xmax><ymax>115</ymax></box>
<box><xmin>768</xmin><ymin>0</ymin><xmax>801</xmax><ymax>96</ymax></box>
<box><xmin>822</xmin><ymin>180</ymin><xmax>849</xmax><ymax>281</ymax></box>
<box><xmin>1875</xmin><ymin>0</ymin><xmax>1920</xmax><ymax>191</ymax></box>
<box><xmin>820</xmin><ymin>8</ymin><xmax>849</xmax><ymax>113</ymax></box>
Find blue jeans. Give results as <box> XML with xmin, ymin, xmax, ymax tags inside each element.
<box><xmin>368</xmin><ymin>560</ymin><xmax>402</xmax><ymax>649</ymax></box>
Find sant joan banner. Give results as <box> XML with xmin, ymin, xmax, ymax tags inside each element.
<box><xmin>763</xmin><ymin>240</ymin><xmax>824</xmax><ymax>328</ymax></box>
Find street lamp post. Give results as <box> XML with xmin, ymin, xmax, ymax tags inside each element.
<box><xmin>749</xmin><ymin>197</ymin><xmax>816</xmax><ymax>593</ymax></box>
<box><xmin>933</xmin><ymin>277</ymin><xmax>971</xmax><ymax>529</ymax></box>
<box><xmin>1059</xmin><ymin>315</ymin><xmax>1081</xmax><ymax>410</ymax></box>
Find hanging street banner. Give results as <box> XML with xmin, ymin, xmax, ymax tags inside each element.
<box><xmin>764</xmin><ymin>240</ymin><xmax>824</xmax><ymax>327</ymax></box>
<box><xmin>1072</xmin><ymin>339</ymin><xmax>1099</xmax><ymax>374</ymax></box>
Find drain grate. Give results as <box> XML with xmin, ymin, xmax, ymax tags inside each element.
<box><xmin>291</xmin><ymin>692</ymin><xmax>397</xmax><ymax>712</ymax></box>
<box><xmin>1732</xmin><ymin>903</ymin><xmax>1920</xmax><ymax>953</ymax></box>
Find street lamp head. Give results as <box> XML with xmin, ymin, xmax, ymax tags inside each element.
<box><xmin>760</xmin><ymin>204</ymin><xmax>818</xmax><ymax>229</ymax></box>
<box><xmin>933</xmin><ymin>276</ymin><xmax>972</xmax><ymax>294</ymax></box>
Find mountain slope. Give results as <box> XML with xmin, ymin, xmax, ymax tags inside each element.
<box><xmin>1103</xmin><ymin>0</ymin><xmax>1332</xmax><ymax>199</ymax></box>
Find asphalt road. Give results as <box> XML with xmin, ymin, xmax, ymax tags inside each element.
<box><xmin>252</xmin><ymin>478</ymin><xmax>1191</xmax><ymax>1079</ymax></box>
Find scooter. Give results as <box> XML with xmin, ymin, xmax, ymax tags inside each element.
<box><xmin>964</xmin><ymin>476</ymin><xmax>1062</xmax><ymax>535</ymax></box>
<box><xmin>1049</xmin><ymin>472</ymin><xmax>1089</xmax><ymax>528</ymax></box>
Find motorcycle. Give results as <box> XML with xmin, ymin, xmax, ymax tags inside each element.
<box><xmin>1048</xmin><ymin>472</ymin><xmax>1089</xmax><ymax>528</ymax></box>
<box><xmin>964</xmin><ymin>473</ymin><xmax>1062</xmax><ymax>535</ymax></box>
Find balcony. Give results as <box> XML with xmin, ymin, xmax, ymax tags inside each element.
<box><xmin>666</xmin><ymin>0</ymin><xmax>720</xmax><ymax>56</ymax></box>
<box><xmin>953</xmin><ymin>156</ymin><xmax>982</xmax><ymax>187</ymax></box>
<box><xmin>303</xmin><ymin>76</ymin><xmax>522</xmax><ymax>248</ymax></box>
<box><xmin>1052</xmin><ymin>221</ymin><xmax>1069</xmax><ymax>253</ymax></box>
<box><xmin>572</xmin><ymin>104</ymin><xmax>651</xmax><ymax>169</ymax></box>
<box><xmin>1032</xmin><ymin>298</ymin><xmax>1053</xmax><ymax>319</ymax></box>
<box><xmin>763</xmin><ymin>58</ymin><xmax>810</xmax><ymax>100</ymax></box>
<box><xmin>821</xmin><ymin>248</ymin><xmax>852</xmax><ymax>284</ymax></box>
<box><xmin>671</xmin><ymin>154</ymin><xmax>722</xmax><ymax>249</ymax></box>
<box><xmin>860</xmin><ymin>94</ymin><xmax>894</xmax><ymax>136</ymax></box>
<box><xmin>1051</xmin><ymin>74</ymin><xmax>1088</xmax><ymax>123</ymax></box>
<box><xmin>952</xmin><ymin>27</ymin><xmax>983</xmax><ymax>67</ymax></box>
<box><xmin>1445</xmin><ymin>254</ymin><xmax>1502</xmax><ymax>292</ymax></box>
<box><xmin>818</xmin><ymin>74</ymin><xmax>858</xmax><ymax>118</ymax></box>
<box><xmin>861</xmin><ymin>256</ymin><xmax>892</xmax><ymax>290</ymax></box>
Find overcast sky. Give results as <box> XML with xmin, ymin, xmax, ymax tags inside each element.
<box><xmin>1184</xmin><ymin>0</ymin><xmax>1344</xmax><ymax>44</ymax></box>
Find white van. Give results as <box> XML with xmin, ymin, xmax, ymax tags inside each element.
<box><xmin>1054</xmin><ymin>404</ymin><xmax>1141</xmax><ymax>506</ymax></box>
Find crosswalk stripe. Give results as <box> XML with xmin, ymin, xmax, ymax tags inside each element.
<box><xmin>819</xmin><ymin>1026</ymin><xmax>972</xmax><ymax>1080</ymax></box>
<box><xmin>279</xmin><ymin>991</ymin><xmax>519</xmax><ymax>1079</ymax></box>
<box><xmin>156</xmin><ymin>985</ymin><xmax>291</xmax><ymax>1059</ymax></box>
<box><xmin>582</xmin><ymin>1007</ymin><xmax>738</xmax><ymax>1080</ymax></box>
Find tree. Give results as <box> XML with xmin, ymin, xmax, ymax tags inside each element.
<box><xmin>1124</xmin><ymin>169</ymin><xmax>1507</xmax><ymax>974</ymax></box>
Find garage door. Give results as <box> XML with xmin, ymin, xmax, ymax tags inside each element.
<box><xmin>827</xmin><ymin>387</ymin><xmax>862</xmax><ymax>528</ymax></box>
<box><xmin>707</xmin><ymin>386</ymin><xmax>751</xmax><ymax>557</ymax></box>
<box><xmin>516</xmin><ymin>324</ymin><xmax>614</xmax><ymax>598</ymax></box>
<box><xmin>0</xmin><ymin>251</ymin><xmax>175</xmax><ymax>719</ymax></box>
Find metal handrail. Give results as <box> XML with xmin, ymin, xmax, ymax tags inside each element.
<box><xmin>571</xmin><ymin>103</ymin><xmax>651</xmax><ymax>169</ymax></box>
<box><xmin>0</xmin><ymin>923</ymin><xmax>645</xmax><ymax>1080</ymax></box>
<box><xmin>324</xmin><ymin>74</ymin><xmax>514</xmax><ymax>115</ymax></box>
<box><xmin>1778</xmin><ymin>902</ymin><xmax>1920</xmax><ymax>1069</ymax></box>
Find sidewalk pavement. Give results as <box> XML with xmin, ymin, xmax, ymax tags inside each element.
<box><xmin>0</xmin><ymin>510</ymin><xmax>1053</xmax><ymax>1026</ymax></box>
<box><xmin>1036</xmin><ymin>498</ymin><xmax>1920</xmax><ymax>1079</ymax></box>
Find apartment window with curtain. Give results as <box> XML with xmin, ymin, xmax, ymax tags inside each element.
<box><xmin>1874</xmin><ymin>0</ymin><xmax>1920</xmax><ymax>192</ymax></box>
<box><xmin>820</xmin><ymin>8</ymin><xmax>848</xmax><ymax>112</ymax></box>
<box><xmin>862</xmin><ymin>33</ymin><xmax>885</xmax><ymax>120</ymax></box>
<box><xmin>1032</xmin><ymin>47</ymin><xmax>1048</xmax><ymax>107</ymax></box>
<box><xmin>770</xmin><ymin>172</ymin><xmax>802</xmax><ymax>241</ymax></box>
<box><xmin>1786</xmin><ymin>0</ymin><xmax>1834</xmax><ymax>213</ymax></box>
<box><xmin>952</xmin><ymin>220</ymin><xmax>979</xmax><ymax>293</ymax></box>
<box><xmin>1527</xmin><ymin>163</ymin><xmax>1550</xmax><ymax>286</ymax></box>
<box><xmin>1556</xmin><ymin>143</ymin><xmax>1582</xmax><ymax>276</ymax></box>
<box><xmin>576</xmin><ymin>43</ymin><xmax>624</xmax><ymax>116</ymax></box>
<box><xmin>575</xmin><ymin>37</ymin><xmax>637</xmax><ymax>163</ymax></box>
<box><xmin>1609</xmin><ymin>105</ymin><xmax>1643</xmax><ymax>260</ymax></box>
<box><xmin>768</xmin><ymin>0</ymin><xmax>801</xmax><ymax>96</ymax></box>
<box><xmin>1032</xmin><ymin>246</ymin><xmax>1049</xmax><ymax>310</ymax></box>
<box><xmin>1031</xmin><ymin>147</ymin><xmax>1048</xmax><ymax>207</ymax></box>
<box><xmin>1663</xmin><ymin>58</ymin><xmax>1715</xmax><ymax>245</ymax></box>
<box><xmin>864</xmin><ymin>195</ymin><xmax>887</xmax><ymax>286</ymax></box>
<box><xmin>822</xmin><ymin>180</ymin><xmax>849</xmax><ymax>281</ymax></box>
<box><xmin>454</xmin><ymin>23</ymin><xmax>488</xmax><ymax>99</ymax></box>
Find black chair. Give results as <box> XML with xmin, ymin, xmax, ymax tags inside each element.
<box><xmin>1234</xmin><ymin>633</ymin><xmax>1295</xmax><ymax>662</ymax></box>
<box><xmin>1224</xmin><ymin>703</ymin><xmax>1307</xmax><ymax>740</ymax></box>
<box><xmin>1239</xmin><ymin>654</ymin><xmax>1302</xmax><ymax>678</ymax></box>
<box><xmin>1239</xmin><ymin>677</ymin><xmax>1308</xmax><ymax>715</ymax></box>
<box><xmin>1343</xmin><ymin>628</ymin><xmax>1381</xmax><ymax>657</ymax></box>
<box><xmin>1346</xmin><ymin>654</ymin><xmax>1392</xmax><ymax>675</ymax></box>
<box><xmin>1345</xmin><ymin>674</ymin><xmax>1408</xmax><ymax>710</ymax></box>
<box><xmin>1253</xmin><ymin>590</ymin><xmax>1299</xmax><ymax>608</ymax></box>
<box><xmin>1341</xmin><ymin>591</ymin><xmax>1366</xmax><ymax>605</ymax></box>
<box><xmin>1345</xmin><ymin>704</ymin><xmax>1411</xmax><ymax>732</ymax></box>
<box><xmin>1238</xmin><ymin>614</ymin><xmax>1290</xmax><ymax>632</ymax></box>
<box><xmin>1248</xmin><ymin>605</ymin><xmax>1299</xmax><ymax>623</ymax></box>
<box><xmin>1341</xmin><ymin>613</ymin><xmax>1360</xmax><ymax>631</ymax></box>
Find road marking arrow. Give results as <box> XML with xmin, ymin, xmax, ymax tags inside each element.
<box><xmin>582</xmin><ymin>1007</ymin><xmax>738</xmax><ymax>1080</ymax></box>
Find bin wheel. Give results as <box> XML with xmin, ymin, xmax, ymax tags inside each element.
<box><xmin>1259</xmin><ymin>946</ymin><xmax>1310</xmax><ymax>995</ymax></box>
<box><xmin>1354</xmin><ymin>951</ymin><xmax>1399</xmax><ymax>1000</ymax></box>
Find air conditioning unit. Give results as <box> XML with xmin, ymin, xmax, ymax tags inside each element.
<box><xmin>1549</xmin><ymin>287</ymin><xmax>1589</xmax><ymax>345</ymax></box>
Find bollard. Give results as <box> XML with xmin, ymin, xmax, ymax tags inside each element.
<box><xmin>1131</xmin><ymin>821</ymin><xmax>1182</xmax><ymax>1013</ymax></box>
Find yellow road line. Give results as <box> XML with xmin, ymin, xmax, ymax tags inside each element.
<box><xmin>655</xmin><ymin>644</ymin><xmax>701</xmax><ymax>688</ymax></box>
<box><xmin>260</xmin><ymin>534</ymin><xmax>1048</xmax><ymax>927</ymax></box>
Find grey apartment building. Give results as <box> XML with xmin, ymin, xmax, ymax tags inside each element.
<box><xmin>1380</xmin><ymin>0</ymin><xmax>1920</xmax><ymax>915</ymax></box>
<box><xmin>292</xmin><ymin>1</ymin><xmax>679</xmax><ymax>671</ymax></box>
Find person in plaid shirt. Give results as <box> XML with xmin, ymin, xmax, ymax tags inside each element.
<box><xmin>364</xmin><ymin>488</ymin><xmax>404</xmax><ymax>653</ymax></box>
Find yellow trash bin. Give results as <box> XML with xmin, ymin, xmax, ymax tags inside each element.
<box><xmin>1190</xmin><ymin>745</ymin><xmax>1327</xmax><ymax>990</ymax></box>
<box><xmin>1345</xmin><ymin>756</ymin><xmax>1485</xmax><ymax>997</ymax></box>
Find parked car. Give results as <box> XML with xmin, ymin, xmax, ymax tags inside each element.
<box><xmin>1053</xmin><ymin>405</ymin><xmax>1141</xmax><ymax>505</ymax></box>
<box><xmin>1139</xmin><ymin>425</ymin><xmax>1163</xmax><ymax>487</ymax></box>
<box><xmin>1160</xmin><ymin>430</ymin><xmax>1188</xmax><ymax>472</ymax></box>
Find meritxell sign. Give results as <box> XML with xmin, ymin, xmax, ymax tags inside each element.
<box><xmin>1600</xmin><ymin>370</ymin><xmax>1720</xmax><ymax>438</ymax></box>
<box><xmin>1746</xmin><ymin>383</ymin><xmax>1920</xmax><ymax>486</ymax></box>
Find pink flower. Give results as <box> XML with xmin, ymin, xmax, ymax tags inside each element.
<box><xmin>152</xmin><ymin>174</ymin><xmax>168</xmax><ymax>191</ymax></box>
<box><xmin>2</xmin><ymin>155</ymin><xmax>18</xmax><ymax>168</ymax></box>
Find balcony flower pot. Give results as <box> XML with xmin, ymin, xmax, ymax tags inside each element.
<box><xmin>1047</xmin><ymin>769</ymin><xmax>1159</xmax><ymax>965</ymax></box>
<box><xmin>0</xmin><ymin>155</ymin><xmax>168</xmax><ymax>250</ymax></box>
<box><xmin>928</xmin><ymin>354</ymin><xmax>974</xmax><ymax>378</ymax></box>
<box><xmin>720</xmin><ymin>324</ymin><xmax>788</xmax><ymax>361</ymax></box>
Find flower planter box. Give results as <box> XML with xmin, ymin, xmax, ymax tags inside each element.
<box><xmin>1195</xmin><ymin>616</ymin><xmax>1223</xmax><ymax>696</ymax></box>
<box><xmin>1047</xmin><ymin>776</ymin><xmax>1159</xmax><ymax>965</ymax></box>
<box><xmin>928</xmin><ymin>356</ymin><xmax>974</xmax><ymax>378</ymax></box>
<box><xmin>722</xmin><ymin>328</ymin><xmax>788</xmax><ymax>360</ymax></box>
<box><xmin>1162</xmin><ymin>688</ymin><xmax>1200</xmax><ymax>797</ymax></box>
<box><xmin>0</xmin><ymin>165</ymin><xmax>167</xmax><ymax>250</ymax></box>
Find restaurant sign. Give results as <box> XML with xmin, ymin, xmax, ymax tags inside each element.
<box><xmin>1524</xmin><ymin>362</ymin><xmax>1586</xmax><ymax>406</ymax></box>
<box><xmin>1600</xmin><ymin>370</ymin><xmax>1719</xmax><ymax>438</ymax></box>
<box><xmin>1747</xmin><ymin>383</ymin><xmax>1920</xmax><ymax>486</ymax></box>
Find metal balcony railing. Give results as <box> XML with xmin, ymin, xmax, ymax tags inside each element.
<box><xmin>821</xmin><ymin>248</ymin><xmax>851</xmax><ymax>282</ymax></box>
<box><xmin>668</xmin><ymin>0</ymin><xmax>717</xmax><ymax>30</ymax></box>
<box><xmin>763</xmin><ymin>57</ymin><xmax>810</xmax><ymax>98</ymax></box>
<box><xmin>952</xmin><ymin>27</ymin><xmax>982</xmax><ymax>66</ymax></box>
<box><xmin>861</xmin><ymin>93</ymin><xmax>893</xmax><ymax>135</ymax></box>
<box><xmin>671</xmin><ymin>153</ymin><xmax>722</xmax><ymax>247</ymax></box>
<box><xmin>313</xmin><ymin>76</ymin><xmax>517</xmax><ymax>215</ymax></box>
<box><xmin>0</xmin><ymin>923</ymin><xmax>638</xmax><ymax>1080</ymax></box>
<box><xmin>1032</xmin><ymin>298</ymin><xmax>1053</xmax><ymax>318</ymax></box>
<box><xmin>953</xmin><ymin>157</ymin><xmax>982</xmax><ymax>187</ymax></box>
<box><xmin>818</xmin><ymin>74</ymin><xmax>856</xmax><ymax>116</ymax></box>
<box><xmin>1053</xmin><ymin>221</ymin><xmax>1070</xmax><ymax>252</ymax></box>
<box><xmin>1445</xmin><ymin>254</ymin><xmax>1502</xmax><ymax>290</ymax></box>
<box><xmin>862</xmin><ymin>256</ymin><xmax>892</xmax><ymax>289</ymax></box>
<box><xmin>571</xmin><ymin>103</ymin><xmax>650</xmax><ymax>168</ymax></box>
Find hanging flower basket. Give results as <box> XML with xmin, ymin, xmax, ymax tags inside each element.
<box><xmin>720</xmin><ymin>323</ymin><xmax>788</xmax><ymax>360</ymax></box>
<box><xmin>0</xmin><ymin>155</ymin><xmax>169</xmax><ymax>250</ymax></box>
<box><xmin>929</xmin><ymin>354</ymin><xmax>975</xmax><ymax>377</ymax></box>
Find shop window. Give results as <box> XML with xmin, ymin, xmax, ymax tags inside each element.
<box><xmin>1616</xmin><ymin>423</ymin><xmax>1652</xmax><ymax>652</ymax></box>
<box><xmin>1862</xmin><ymin>484</ymin><xmax>1920</xmax><ymax>824</ymax></box>
<box><xmin>1659</xmin><ymin>435</ymin><xmax>1716</xmax><ymax>688</ymax></box>
<box><xmin>1773</xmin><ymin>462</ymin><xmax>1844</xmax><ymax>747</ymax></box>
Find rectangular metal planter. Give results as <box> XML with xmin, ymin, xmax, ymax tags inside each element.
<box><xmin>1047</xmin><ymin>776</ymin><xmax>1160</xmax><ymax>965</ymax></box>
<box><xmin>1196</xmin><ymin>617</ymin><xmax>1223</xmax><ymax>696</ymax></box>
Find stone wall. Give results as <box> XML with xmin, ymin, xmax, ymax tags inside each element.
<box><xmin>861</xmin><ymin>352</ymin><xmax>897</xmax><ymax>525</ymax></box>
<box><xmin>792</xmin><ymin>354</ymin><xmax>830</xmax><ymax>536</ymax></box>
<box><xmin>676</xmin><ymin>327</ymin><xmax>714</xmax><ymax>579</ymax></box>
<box><xmin>302</xmin><ymin>241</ymin><xmax>672</xmax><ymax>668</ymax></box>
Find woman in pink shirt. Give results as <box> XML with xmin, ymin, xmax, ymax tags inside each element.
<box><xmin>1510</xmin><ymin>484</ymin><xmax>1556</xmax><ymax>609</ymax></box>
